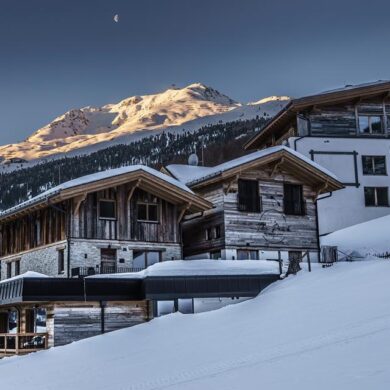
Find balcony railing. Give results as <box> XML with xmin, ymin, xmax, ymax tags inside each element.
<box><xmin>0</xmin><ymin>333</ymin><xmax>48</xmax><ymax>356</ymax></box>
<box><xmin>71</xmin><ymin>265</ymin><xmax>144</xmax><ymax>278</ymax></box>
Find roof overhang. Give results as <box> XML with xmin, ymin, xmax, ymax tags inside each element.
<box><xmin>0</xmin><ymin>274</ymin><xmax>280</xmax><ymax>305</ymax></box>
<box><xmin>244</xmin><ymin>81</ymin><xmax>390</xmax><ymax>150</ymax></box>
<box><xmin>188</xmin><ymin>148</ymin><xmax>343</xmax><ymax>193</ymax></box>
<box><xmin>0</xmin><ymin>169</ymin><xmax>212</xmax><ymax>223</ymax></box>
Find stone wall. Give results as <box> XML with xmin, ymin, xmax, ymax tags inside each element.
<box><xmin>0</xmin><ymin>238</ymin><xmax>182</xmax><ymax>280</ymax></box>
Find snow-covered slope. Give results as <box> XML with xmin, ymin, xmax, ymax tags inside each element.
<box><xmin>1</xmin><ymin>261</ymin><xmax>389</xmax><ymax>390</ymax></box>
<box><xmin>322</xmin><ymin>214</ymin><xmax>390</xmax><ymax>257</ymax></box>
<box><xmin>0</xmin><ymin>83</ymin><xmax>289</xmax><ymax>162</ymax></box>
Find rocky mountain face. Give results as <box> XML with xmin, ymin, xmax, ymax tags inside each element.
<box><xmin>0</xmin><ymin>83</ymin><xmax>289</xmax><ymax>162</ymax></box>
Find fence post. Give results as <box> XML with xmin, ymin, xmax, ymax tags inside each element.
<box><xmin>307</xmin><ymin>252</ymin><xmax>311</xmax><ymax>272</ymax></box>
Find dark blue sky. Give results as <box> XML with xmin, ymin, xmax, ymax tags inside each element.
<box><xmin>1</xmin><ymin>0</ymin><xmax>390</xmax><ymax>145</ymax></box>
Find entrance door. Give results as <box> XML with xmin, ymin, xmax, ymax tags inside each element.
<box><xmin>100</xmin><ymin>249</ymin><xmax>117</xmax><ymax>273</ymax></box>
<box><xmin>0</xmin><ymin>313</ymin><xmax>7</xmax><ymax>333</ymax></box>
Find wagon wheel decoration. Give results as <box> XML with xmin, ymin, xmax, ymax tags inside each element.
<box><xmin>257</xmin><ymin>209</ymin><xmax>290</xmax><ymax>244</ymax></box>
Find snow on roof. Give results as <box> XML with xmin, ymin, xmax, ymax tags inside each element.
<box><xmin>0</xmin><ymin>271</ymin><xmax>49</xmax><ymax>284</ymax></box>
<box><xmin>317</xmin><ymin>80</ymin><xmax>390</xmax><ymax>95</ymax></box>
<box><xmin>166</xmin><ymin>146</ymin><xmax>339</xmax><ymax>186</ymax></box>
<box><xmin>0</xmin><ymin>165</ymin><xmax>193</xmax><ymax>218</ymax></box>
<box><xmin>88</xmin><ymin>260</ymin><xmax>280</xmax><ymax>279</ymax></box>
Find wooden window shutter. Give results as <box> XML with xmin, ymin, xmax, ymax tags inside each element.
<box><xmin>238</xmin><ymin>179</ymin><xmax>260</xmax><ymax>213</ymax></box>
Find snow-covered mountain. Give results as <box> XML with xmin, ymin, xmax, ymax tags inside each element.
<box><xmin>0</xmin><ymin>83</ymin><xmax>289</xmax><ymax>162</ymax></box>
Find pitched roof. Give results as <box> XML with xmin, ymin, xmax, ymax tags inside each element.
<box><xmin>0</xmin><ymin>165</ymin><xmax>212</xmax><ymax>222</ymax></box>
<box><xmin>166</xmin><ymin>146</ymin><xmax>342</xmax><ymax>192</ymax></box>
<box><xmin>244</xmin><ymin>80</ymin><xmax>390</xmax><ymax>150</ymax></box>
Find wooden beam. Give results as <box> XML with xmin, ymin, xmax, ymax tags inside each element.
<box><xmin>224</xmin><ymin>175</ymin><xmax>238</xmax><ymax>195</ymax></box>
<box><xmin>127</xmin><ymin>179</ymin><xmax>141</xmax><ymax>203</ymax></box>
<box><xmin>73</xmin><ymin>194</ymin><xmax>86</xmax><ymax>216</ymax></box>
<box><xmin>313</xmin><ymin>181</ymin><xmax>329</xmax><ymax>201</ymax></box>
<box><xmin>177</xmin><ymin>203</ymin><xmax>192</xmax><ymax>223</ymax></box>
<box><xmin>269</xmin><ymin>157</ymin><xmax>285</xmax><ymax>178</ymax></box>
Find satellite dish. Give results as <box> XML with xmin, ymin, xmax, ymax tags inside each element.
<box><xmin>113</xmin><ymin>14</ymin><xmax>119</xmax><ymax>23</ymax></box>
<box><xmin>188</xmin><ymin>153</ymin><xmax>199</xmax><ymax>166</ymax></box>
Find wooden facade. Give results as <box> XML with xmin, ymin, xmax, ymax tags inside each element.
<box><xmin>71</xmin><ymin>187</ymin><xmax>179</xmax><ymax>243</ymax></box>
<box><xmin>0</xmin><ymin>205</ymin><xmax>66</xmax><ymax>257</ymax></box>
<box><xmin>0</xmin><ymin>168</ymin><xmax>212</xmax><ymax>278</ymax></box>
<box><xmin>245</xmin><ymin>82</ymin><xmax>390</xmax><ymax>150</ymax></box>
<box><xmin>182</xmin><ymin>167</ymin><xmax>319</xmax><ymax>258</ymax></box>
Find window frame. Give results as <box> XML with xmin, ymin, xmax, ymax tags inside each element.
<box><xmin>358</xmin><ymin>115</ymin><xmax>384</xmax><ymax>135</ymax></box>
<box><xmin>98</xmin><ymin>199</ymin><xmax>117</xmax><ymax>220</ymax></box>
<box><xmin>237</xmin><ymin>179</ymin><xmax>261</xmax><ymax>213</ymax></box>
<box><xmin>364</xmin><ymin>187</ymin><xmax>389</xmax><ymax>207</ymax></box>
<box><xmin>136</xmin><ymin>201</ymin><xmax>160</xmax><ymax>223</ymax></box>
<box><xmin>283</xmin><ymin>183</ymin><xmax>305</xmax><ymax>216</ymax></box>
<box><xmin>14</xmin><ymin>260</ymin><xmax>20</xmax><ymax>276</ymax></box>
<box><xmin>362</xmin><ymin>155</ymin><xmax>387</xmax><ymax>176</ymax></box>
<box><xmin>237</xmin><ymin>249</ymin><xmax>259</xmax><ymax>260</ymax></box>
<box><xmin>58</xmin><ymin>248</ymin><xmax>65</xmax><ymax>274</ymax></box>
<box><xmin>132</xmin><ymin>250</ymin><xmax>162</xmax><ymax>268</ymax></box>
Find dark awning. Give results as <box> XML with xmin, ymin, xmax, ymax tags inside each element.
<box><xmin>0</xmin><ymin>273</ymin><xmax>280</xmax><ymax>305</ymax></box>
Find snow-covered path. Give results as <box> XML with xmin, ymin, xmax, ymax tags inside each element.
<box><xmin>1</xmin><ymin>261</ymin><xmax>389</xmax><ymax>390</ymax></box>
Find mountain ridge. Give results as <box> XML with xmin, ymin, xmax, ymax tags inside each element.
<box><xmin>0</xmin><ymin>83</ymin><xmax>289</xmax><ymax>163</ymax></box>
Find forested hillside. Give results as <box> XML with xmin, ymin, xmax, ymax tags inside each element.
<box><xmin>0</xmin><ymin>118</ymin><xmax>266</xmax><ymax>210</ymax></box>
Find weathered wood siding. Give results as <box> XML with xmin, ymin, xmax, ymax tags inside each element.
<box><xmin>300</xmin><ymin>98</ymin><xmax>390</xmax><ymax>137</ymax></box>
<box><xmin>72</xmin><ymin>186</ymin><xmax>178</xmax><ymax>243</ymax></box>
<box><xmin>0</xmin><ymin>206</ymin><xmax>66</xmax><ymax>257</ymax></box>
<box><xmin>182</xmin><ymin>183</ymin><xmax>225</xmax><ymax>256</ymax></box>
<box><xmin>224</xmin><ymin>169</ymin><xmax>318</xmax><ymax>251</ymax></box>
<box><xmin>182</xmin><ymin>168</ymin><xmax>318</xmax><ymax>256</ymax></box>
<box><xmin>52</xmin><ymin>301</ymin><xmax>149</xmax><ymax>346</ymax></box>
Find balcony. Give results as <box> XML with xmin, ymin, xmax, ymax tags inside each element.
<box><xmin>71</xmin><ymin>265</ymin><xmax>144</xmax><ymax>278</ymax></box>
<box><xmin>0</xmin><ymin>332</ymin><xmax>48</xmax><ymax>356</ymax></box>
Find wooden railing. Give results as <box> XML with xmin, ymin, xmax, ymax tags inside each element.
<box><xmin>71</xmin><ymin>266</ymin><xmax>145</xmax><ymax>278</ymax></box>
<box><xmin>0</xmin><ymin>332</ymin><xmax>48</xmax><ymax>356</ymax></box>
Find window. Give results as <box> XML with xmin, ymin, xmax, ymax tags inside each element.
<box><xmin>215</xmin><ymin>225</ymin><xmax>221</xmax><ymax>239</ymax></box>
<box><xmin>137</xmin><ymin>202</ymin><xmax>159</xmax><ymax>222</ymax></box>
<box><xmin>237</xmin><ymin>249</ymin><xmax>259</xmax><ymax>260</ymax></box>
<box><xmin>284</xmin><ymin>184</ymin><xmax>305</xmax><ymax>215</ymax></box>
<box><xmin>6</xmin><ymin>262</ymin><xmax>11</xmax><ymax>279</ymax></box>
<box><xmin>133</xmin><ymin>250</ymin><xmax>161</xmax><ymax>269</ymax></box>
<box><xmin>362</xmin><ymin>156</ymin><xmax>387</xmax><ymax>175</ymax></box>
<box><xmin>206</xmin><ymin>226</ymin><xmax>222</xmax><ymax>241</ymax></box>
<box><xmin>14</xmin><ymin>260</ymin><xmax>20</xmax><ymax>276</ymax></box>
<box><xmin>358</xmin><ymin>115</ymin><xmax>383</xmax><ymax>135</ymax></box>
<box><xmin>99</xmin><ymin>200</ymin><xmax>116</xmax><ymax>219</ymax></box>
<box><xmin>364</xmin><ymin>187</ymin><xmax>389</xmax><ymax>207</ymax></box>
<box><xmin>210</xmin><ymin>250</ymin><xmax>222</xmax><ymax>260</ymax></box>
<box><xmin>238</xmin><ymin>179</ymin><xmax>260</xmax><ymax>213</ymax></box>
<box><xmin>58</xmin><ymin>249</ymin><xmax>65</xmax><ymax>274</ymax></box>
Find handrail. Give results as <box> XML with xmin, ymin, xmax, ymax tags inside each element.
<box><xmin>0</xmin><ymin>332</ymin><xmax>49</xmax><ymax>355</ymax></box>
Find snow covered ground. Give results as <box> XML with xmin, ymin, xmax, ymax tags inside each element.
<box><xmin>1</xmin><ymin>260</ymin><xmax>389</xmax><ymax>390</ymax></box>
<box><xmin>322</xmin><ymin>214</ymin><xmax>390</xmax><ymax>258</ymax></box>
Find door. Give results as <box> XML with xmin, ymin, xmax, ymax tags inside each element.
<box><xmin>100</xmin><ymin>249</ymin><xmax>117</xmax><ymax>273</ymax></box>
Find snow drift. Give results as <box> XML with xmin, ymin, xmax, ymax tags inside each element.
<box><xmin>322</xmin><ymin>213</ymin><xmax>390</xmax><ymax>258</ymax></box>
<box><xmin>1</xmin><ymin>261</ymin><xmax>389</xmax><ymax>390</ymax></box>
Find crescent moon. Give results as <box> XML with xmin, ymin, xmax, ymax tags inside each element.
<box><xmin>114</xmin><ymin>14</ymin><xmax>119</xmax><ymax>23</ymax></box>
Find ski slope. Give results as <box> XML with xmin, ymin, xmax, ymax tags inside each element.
<box><xmin>1</xmin><ymin>261</ymin><xmax>389</xmax><ymax>390</ymax></box>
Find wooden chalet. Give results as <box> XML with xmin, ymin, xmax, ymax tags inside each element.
<box><xmin>243</xmin><ymin>80</ymin><xmax>390</xmax><ymax>234</ymax></box>
<box><xmin>165</xmin><ymin>146</ymin><xmax>343</xmax><ymax>263</ymax></box>
<box><xmin>0</xmin><ymin>166</ymin><xmax>211</xmax><ymax>280</ymax></box>
<box><xmin>244</xmin><ymin>80</ymin><xmax>390</xmax><ymax>150</ymax></box>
